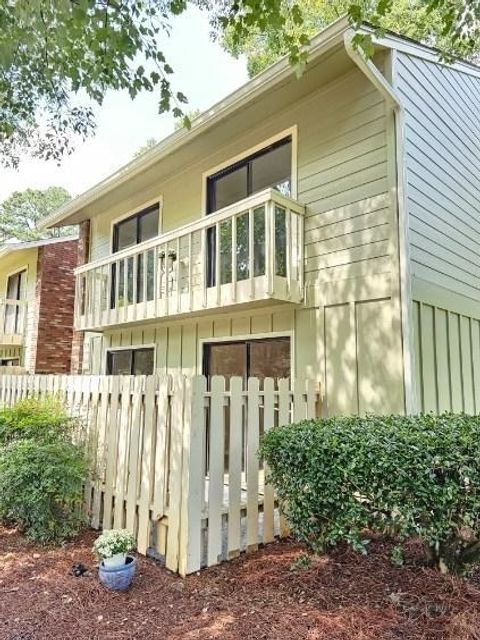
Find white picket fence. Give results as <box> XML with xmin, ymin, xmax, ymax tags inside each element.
<box><xmin>0</xmin><ymin>373</ymin><xmax>320</xmax><ymax>575</ymax></box>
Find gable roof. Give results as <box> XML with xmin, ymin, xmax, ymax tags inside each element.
<box><xmin>0</xmin><ymin>236</ymin><xmax>78</xmax><ymax>260</ymax></box>
<box><xmin>43</xmin><ymin>17</ymin><xmax>480</xmax><ymax>229</ymax></box>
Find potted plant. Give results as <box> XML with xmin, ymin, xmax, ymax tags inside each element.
<box><xmin>93</xmin><ymin>529</ymin><xmax>137</xmax><ymax>591</ymax></box>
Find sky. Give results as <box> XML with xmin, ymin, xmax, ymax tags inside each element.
<box><xmin>0</xmin><ymin>7</ymin><xmax>249</xmax><ymax>202</ymax></box>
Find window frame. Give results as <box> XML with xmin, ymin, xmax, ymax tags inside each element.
<box><xmin>201</xmin><ymin>126</ymin><xmax>298</xmax><ymax>216</ymax></box>
<box><xmin>199</xmin><ymin>330</ymin><xmax>294</xmax><ymax>379</ymax></box>
<box><xmin>109</xmin><ymin>196</ymin><xmax>163</xmax><ymax>254</ymax></box>
<box><xmin>105</xmin><ymin>346</ymin><xmax>156</xmax><ymax>375</ymax></box>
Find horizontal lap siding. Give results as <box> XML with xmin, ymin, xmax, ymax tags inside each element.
<box><xmin>396</xmin><ymin>53</ymin><xmax>480</xmax><ymax>300</ymax></box>
<box><xmin>89</xmin><ymin>66</ymin><xmax>393</xmax><ymax>289</ymax></box>
<box><xmin>299</xmin><ymin>78</ymin><xmax>391</xmax><ymax>288</ymax></box>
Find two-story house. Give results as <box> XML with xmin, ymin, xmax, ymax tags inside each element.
<box><xmin>0</xmin><ymin>237</ymin><xmax>79</xmax><ymax>373</ymax></box>
<box><xmin>44</xmin><ymin>19</ymin><xmax>480</xmax><ymax>416</ymax></box>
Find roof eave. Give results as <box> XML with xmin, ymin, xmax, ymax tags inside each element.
<box><xmin>44</xmin><ymin>15</ymin><xmax>352</xmax><ymax>229</ymax></box>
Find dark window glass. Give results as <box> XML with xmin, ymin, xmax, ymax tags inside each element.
<box><xmin>133</xmin><ymin>348</ymin><xmax>154</xmax><ymax>375</ymax></box>
<box><xmin>139</xmin><ymin>208</ymin><xmax>159</xmax><ymax>243</ymax></box>
<box><xmin>116</xmin><ymin>217</ymin><xmax>137</xmax><ymax>251</ymax></box>
<box><xmin>206</xmin><ymin>137</ymin><xmax>291</xmax><ymax>215</ymax></box>
<box><xmin>111</xmin><ymin>204</ymin><xmax>159</xmax><ymax>308</ymax></box>
<box><xmin>113</xmin><ymin>204</ymin><xmax>159</xmax><ymax>252</ymax></box>
<box><xmin>206</xmin><ymin>138</ymin><xmax>291</xmax><ymax>287</ymax></box>
<box><xmin>211</xmin><ymin>165</ymin><xmax>248</xmax><ymax>212</ymax></box>
<box><xmin>107</xmin><ymin>350</ymin><xmax>132</xmax><ymax>375</ymax></box>
<box><xmin>106</xmin><ymin>348</ymin><xmax>154</xmax><ymax>375</ymax></box>
<box><xmin>251</xmin><ymin>141</ymin><xmax>291</xmax><ymax>196</ymax></box>
<box><xmin>203</xmin><ymin>337</ymin><xmax>290</xmax><ymax>381</ymax></box>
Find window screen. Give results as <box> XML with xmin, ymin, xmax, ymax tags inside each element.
<box><xmin>106</xmin><ymin>348</ymin><xmax>154</xmax><ymax>375</ymax></box>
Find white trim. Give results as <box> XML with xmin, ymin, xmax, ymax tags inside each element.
<box><xmin>370</xmin><ymin>30</ymin><xmax>480</xmax><ymax>80</ymax></box>
<box><xmin>344</xmin><ymin>30</ymin><xmax>416</xmax><ymax>415</ymax></box>
<box><xmin>201</xmin><ymin>126</ymin><xmax>298</xmax><ymax>215</ymax></box>
<box><xmin>109</xmin><ymin>195</ymin><xmax>163</xmax><ymax>254</ymax></box>
<box><xmin>198</xmin><ymin>330</ymin><xmax>295</xmax><ymax>378</ymax></box>
<box><xmin>4</xmin><ymin>265</ymin><xmax>29</xmax><ymax>300</ymax></box>
<box><xmin>42</xmin><ymin>17</ymin><xmax>350</xmax><ymax>229</ymax></box>
<box><xmin>104</xmin><ymin>343</ymin><xmax>157</xmax><ymax>374</ymax></box>
<box><xmin>0</xmin><ymin>236</ymin><xmax>78</xmax><ymax>260</ymax></box>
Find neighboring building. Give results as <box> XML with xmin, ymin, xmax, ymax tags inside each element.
<box><xmin>0</xmin><ymin>237</ymin><xmax>78</xmax><ymax>373</ymax></box>
<box><xmin>44</xmin><ymin>20</ymin><xmax>480</xmax><ymax>416</ymax></box>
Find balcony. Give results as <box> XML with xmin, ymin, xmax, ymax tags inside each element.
<box><xmin>75</xmin><ymin>189</ymin><xmax>305</xmax><ymax>331</ymax></box>
<box><xmin>0</xmin><ymin>299</ymin><xmax>27</xmax><ymax>346</ymax></box>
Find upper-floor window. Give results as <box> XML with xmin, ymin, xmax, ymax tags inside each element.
<box><xmin>113</xmin><ymin>204</ymin><xmax>159</xmax><ymax>252</ymax></box>
<box><xmin>4</xmin><ymin>269</ymin><xmax>26</xmax><ymax>335</ymax></box>
<box><xmin>206</xmin><ymin>136</ymin><xmax>292</xmax><ymax>214</ymax></box>
<box><xmin>6</xmin><ymin>269</ymin><xmax>26</xmax><ymax>301</ymax></box>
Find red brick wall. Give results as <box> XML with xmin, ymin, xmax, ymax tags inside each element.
<box><xmin>31</xmin><ymin>239</ymin><xmax>79</xmax><ymax>374</ymax></box>
<box><xmin>71</xmin><ymin>221</ymin><xmax>90</xmax><ymax>373</ymax></box>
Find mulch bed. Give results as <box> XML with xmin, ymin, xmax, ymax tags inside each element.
<box><xmin>1</xmin><ymin>527</ymin><xmax>480</xmax><ymax>640</ymax></box>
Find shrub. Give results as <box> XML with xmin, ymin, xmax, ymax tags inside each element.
<box><xmin>260</xmin><ymin>413</ymin><xmax>480</xmax><ymax>575</ymax></box>
<box><xmin>0</xmin><ymin>397</ymin><xmax>88</xmax><ymax>543</ymax></box>
<box><xmin>93</xmin><ymin>529</ymin><xmax>136</xmax><ymax>559</ymax></box>
<box><xmin>0</xmin><ymin>438</ymin><xmax>88</xmax><ymax>543</ymax></box>
<box><xmin>0</xmin><ymin>397</ymin><xmax>76</xmax><ymax>445</ymax></box>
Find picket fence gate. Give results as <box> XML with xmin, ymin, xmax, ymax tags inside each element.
<box><xmin>0</xmin><ymin>373</ymin><xmax>320</xmax><ymax>575</ymax></box>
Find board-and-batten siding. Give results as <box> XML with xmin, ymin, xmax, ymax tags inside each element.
<box><xmin>396</xmin><ymin>53</ymin><xmax>480</xmax><ymax>301</ymax></box>
<box><xmin>413</xmin><ymin>299</ymin><xmax>480</xmax><ymax>414</ymax></box>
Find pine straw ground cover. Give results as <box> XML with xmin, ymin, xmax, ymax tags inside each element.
<box><xmin>1</xmin><ymin>527</ymin><xmax>480</xmax><ymax>640</ymax></box>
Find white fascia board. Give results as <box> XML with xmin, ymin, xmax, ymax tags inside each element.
<box><xmin>43</xmin><ymin>16</ymin><xmax>351</xmax><ymax>229</ymax></box>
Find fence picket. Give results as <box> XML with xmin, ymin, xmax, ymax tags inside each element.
<box><xmin>126</xmin><ymin>376</ymin><xmax>143</xmax><ymax>535</ymax></box>
<box><xmin>262</xmin><ymin>377</ymin><xmax>275</xmax><ymax>544</ymax></box>
<box><xmin>137</xmin><ymin>375</ymin><xmax>157</xmax><ymax>555</ymax></box>
<box><xmin>207</xmin><ymin>375</ymin><xmax>225</xmax><ymax>566</ymax></box>
<box><xmin>113</xmin><ymin>376</ymin><xmax>132</xmax><ymax>529</ymax></box>
<box><xmin>246</xmin><ymin>377</ymin><xmax>260</xmax><ymax>552</ymax></box>
<box><xmin>166</xmin><ymin>374</ymin><xmax>186</xmax><ymax>573</ymax></box>
<box><xmin>227</xmin><ymin>376</ymin><xmax>243</xmax><ymax>559</ymax></box>
<box><xmin>103</xmin><ymin>375</ymin><xmax>120</xmax><ymax>529</ymax></box>
<box><xmin>178</xmin><ymin>375</ymin><xmax>207</xmax><ymax>576</ymax></box>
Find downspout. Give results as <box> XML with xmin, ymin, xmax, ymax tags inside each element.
<box><xmin>343</xmin><ymin>30</ymin><xmax>416</xmax><ymax>414</ymax></box>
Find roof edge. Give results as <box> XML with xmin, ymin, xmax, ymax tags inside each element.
<box><xmin>44</xmin><ymin>15</ymin><xmax>351</xmax><ymax>228</ymax></box>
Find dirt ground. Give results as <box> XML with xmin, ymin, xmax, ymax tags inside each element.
<box><xmin>1</xmin><ymin>527</ymin><xmax>480</xmax><ymax>640</ymax></box>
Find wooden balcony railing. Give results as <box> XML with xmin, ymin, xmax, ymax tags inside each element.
<box><xmin>0</xmin><ymin>299</ymin><xmax>27</xmax><ymax>345</ymax></box>
<box><xmin>75</xmin><ymin>189</ymin><xmax>305</xmax><ymax>331</ymax></box>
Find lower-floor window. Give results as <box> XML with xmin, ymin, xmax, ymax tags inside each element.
<box><xmin>106</xmin><ymin>348</ymin><xmax>154</xmax><ymax>375</ymax></box>
<box><xmin>203</xmin><ymin>336</ymin><xmax>290</xmax><ymax>380</ymax></box>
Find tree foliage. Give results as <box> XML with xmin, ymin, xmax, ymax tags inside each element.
<box><xmin>261</xmin><ymin>413</ymin><xmax>480</xmax><ymax>575</ymax></box>
<box><xmin>133</xmin><ymin>137</ymin><xmax>158</xmax><ymax>158</ymax></box>
<box><xmin>0</xmin><ymin>187</ymin><xmax>73</xmax><ymax>243</ymax></box>
<box><xmin>221</xmin><ymin>0</ymin><xmax>480</xmax><ymax>77</ymax></box>
<box><xmin>1</xmin><ymin>0</ymin><xmax>479</xmax><ymax>165</ymax></box>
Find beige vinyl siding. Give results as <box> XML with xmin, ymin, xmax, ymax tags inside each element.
<box><xmin>89</xmin><ymin>63</ymin><xmax>393</xmax><ymax>296</ymax></box>
<box><xmin>87</xmin><ymin>295</ymin><xmax>404</xmax><ymax>416</ymax></box>
<box><xmin>395</xmin><ymin>52</ymin><xmax>480</xmax><ymax>301</ymax></box>
<box><xmin>84</xmin><ymin>53</ymin><xmax>406</xmax><ymax>416</ymax></box>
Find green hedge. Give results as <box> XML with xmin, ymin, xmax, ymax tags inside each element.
<box><xmin>0</xmin><ymin>397</ymin><xmax>88</xmax><ymax>543</ymax></box>
<box><xmin>260</xmin><ymin>413</ymin><xmax>480</xmax><ymax>574</ymax></box>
